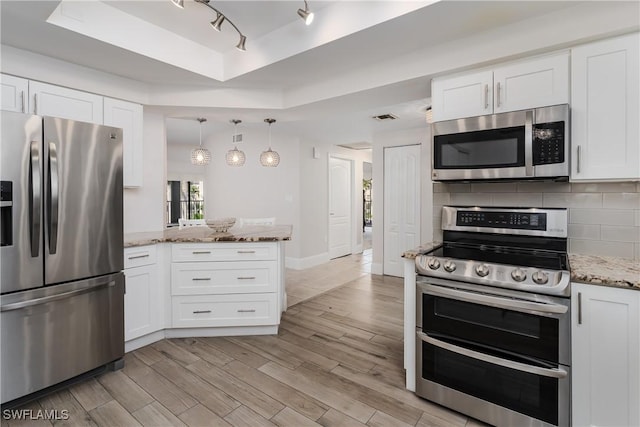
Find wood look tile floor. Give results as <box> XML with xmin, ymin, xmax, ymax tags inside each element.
<box><xmin>2</xmin><ymin>253</ymin><xmax>487</xmax><ymax>427</ymax></box>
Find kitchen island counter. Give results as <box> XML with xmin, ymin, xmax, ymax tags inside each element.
<box><xmin>124</xmin><ymin>225</ymin><xmax>292</xmax><ymax>248</ymax></box>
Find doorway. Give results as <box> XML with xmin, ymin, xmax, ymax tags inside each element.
<box><xmin>329</xmin><ymin>156</ymin><xmax>353</xmax><ymax>259</ymax></box>
<box><xmin>363</xmin><ymin>161</ymin><xmax>372</xmax><ymax>251</ymax></box>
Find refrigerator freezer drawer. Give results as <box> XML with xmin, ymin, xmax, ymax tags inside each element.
<box><xmin>0</xmin><ymin>272</ymin><xmax>124</xmax><ymax>404</ymax></box>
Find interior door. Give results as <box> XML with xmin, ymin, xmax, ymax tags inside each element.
<box><xmin>44</xmin><ymin>117</ymin><xmax>124</xmax><ymax>285</ymax></box>
<box><xmin>384</xmin><ymin>145</ymin><xmax>420</xmax><ymax>277</ymax></box>
<box><xmin>329</xmin><ymin>156</ymin><xmax>352</xmax><ymax>259</ymax></box>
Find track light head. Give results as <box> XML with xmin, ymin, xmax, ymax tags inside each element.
<box><xmin>236</xmin><ymin>35</ymin><xmax>247</xmax><ymax>52</ymax></box>
<box><xmin>210</xmin><ymin>12</ymin><xmax>225</xmax><ymax>31</ymax></box>
<box><xmin>171</xmin><ymin>0</ymin><xmax>184</xmax><ymax>8</ymax></box>
<box><xmin>297</xmin><ymin>7</ymin><xmax>314</xmax><ymax>25</ymax></box>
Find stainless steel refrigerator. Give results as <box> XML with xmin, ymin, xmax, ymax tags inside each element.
<box><xmin>0</xmin><ymin>111</ymin><xmax>125</xmax><ymax>405</ymax></box>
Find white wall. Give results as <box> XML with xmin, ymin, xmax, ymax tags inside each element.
<box><xmin>123</xmin><ymin>109</ymin><xmax>167</xmax><ymax>233</ymax></box>
<box><xmin>371</xmin><ymin>126</ymin><xmax>432</xmax><ymax>275</ymax></box>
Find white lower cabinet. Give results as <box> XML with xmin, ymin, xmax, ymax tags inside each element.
<box><xmin>170</xmin><ymin>242</ymin><xmax>281</xmax><ymax>330</ymax></box>
<box><xmin>124</xmin><ymin>245</ymin><xmax>163</xmax><ymax>342</ymax></box>
<box><xmin>571</xmin><ymin>283</ymin><xmax>640</xmax><ymax>427</ymax></box>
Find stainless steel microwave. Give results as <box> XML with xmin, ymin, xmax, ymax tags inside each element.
<box><xmin>431</xmin><ymin>104</ymin><xmax>569</xmax><ymax>181</ymax></box>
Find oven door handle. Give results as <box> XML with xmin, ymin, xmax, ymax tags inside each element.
<box><xmin>421</xmin><ymin>283</ymin><xmax>568</xmax><ymax>315</ymax></box>
<box><xmin>417</xmin><ymin>331</ymin><xmax>568</xmax><ymax>379</ymax></box>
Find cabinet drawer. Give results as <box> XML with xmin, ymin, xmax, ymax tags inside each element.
<box><xmin>171</xmin><ymin>243</ymin><xmax>277</xmax><ymax>262</ymax></box>
<box><xmin>171</xmin><ymin>261</ymin><xmax>277</xmax><ymax>295</ymax></box>
<box><xmin>124</xmin><ymin>245</ymin><xmax>157</xmax><ymax>269</ymax></box>
<box><xmin>172</xmin><ymin>293</ymin><xmax>279</xmax><ymax>328</ymax></box>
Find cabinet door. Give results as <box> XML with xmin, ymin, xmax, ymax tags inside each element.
<box><xmin>103</xmin><ymin>98</ymin><xmax>143</xmax><ymax>188</ymax></box>
<box><xmin>571</xmin><ymin>33</ymin><xmax>640</xmax><ymax>181</ymax></box>
<box><xmin>124</xmin><ymin>264</ymin><xmax>162</xmax><ymax>341</ymax></box>
<box><xmin>493</xmin><ymin>53</ymin><xmax>569</xmax><ymax>114</ymax></box>
<box><xmin>1</xmin><ymin>74</ymin><xmax>28</xmax><ymax>113</ymax></box>
<box><xmin>431</xmin><ymin>70</ymin><xmax>493</xmax><ymax>121</ymax></box>
<box><xmin>29</xmin><ymin>81</ymin><xmax>103</xmax><ymax>124</ymax></box>
<box><xmin>572</xmin><ymin>283</ymin><xmax>640</xmax><ymax>427</ymax></box>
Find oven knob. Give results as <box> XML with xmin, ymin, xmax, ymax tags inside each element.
<box><xmin>511</xmin><ymin>268</ymin><xmax>527</xmax><ymax>282</ymax></box>
<box><xmin>532</xmin><ymin>271</ymin><xmax>549</xmax><ymax>285</ymax></box>
<box><xmin>443</xmin><ymin>260</ymin><xmax>457</xmax><ymax>273</ymax></box>
<box><xmin>427</xmin><ymin>257</ymin><xmax>441</xmax><ymax>270</ymax></box>
<box><xmin>475</xmin><ymin>264</ymin><xmax>490</xmax><ymax>277</ymax></box>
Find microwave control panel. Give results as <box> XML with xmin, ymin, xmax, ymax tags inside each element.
<box><xmin>533</xmin><ymin>121</ymin><xmax>565</xmax><ymax>166</ymax></box>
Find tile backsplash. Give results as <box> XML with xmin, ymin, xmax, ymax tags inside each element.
<box><xmin>433</xmin><ymin>182</ymin><xmax>640</xmax><ymax>260</ymax></box>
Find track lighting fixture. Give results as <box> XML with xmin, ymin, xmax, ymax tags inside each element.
<box><xmin>260</xmin><ymin>119</ymin><xmax>280</xmax><ymax>167</ymax></box>
<box><xmin>173</xmin><ymin>0</ymin><xmax>313</xmax><ymax>51</ymax></box>
<box><xmin>226</xmin><ymin>119</ymin><xmax>246</xmax><ymax>167</ymax></box>
<box><xmin>191</xmin><ymin>118</ymin><xmax>211</xmax><ymax>166</ymax></box>
<box><xmin>193</xmin><ymin>0</ymin><xmax>246</xmax><ymax>52</ymax></box>
<box><xmin>297</xmin><ymin>0</ymin><xmax>314</xmax><ymax>25</ymax></box>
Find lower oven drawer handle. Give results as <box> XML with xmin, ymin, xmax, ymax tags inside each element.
<box><xmin>417</xmin><ymin>332</ymin><xmax>568</xmax><ymax>379</ymax></box>
<box><xmin>423</xmin><ymin>284</ymin><xmax>568</xmax><ymax>315</ymax></box>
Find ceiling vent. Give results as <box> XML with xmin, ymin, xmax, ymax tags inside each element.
<box><xmin>372</xmin><ymin>113</ymin><xmax>398</xmax><ymax>121</ymax></box>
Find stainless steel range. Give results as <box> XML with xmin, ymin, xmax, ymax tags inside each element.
<box><xmin>415</xmin><ymin>206</ymin><xmax>571</xmax><ymax>427</ymax></box>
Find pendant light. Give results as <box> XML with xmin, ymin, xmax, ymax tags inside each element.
<box><xmin>226</xmin><ymin>119</ymin><xmax>246</xmax><ymax>167</ymax></box>
<box><xmin>260</xmin><ymin>118</ymin><xmax>280</xmax><ymax>167</ymax></box>
<box><xmin>190</xmin><ymin>118</ymin><xmax>211</xmax><ymax>166</ymax></box>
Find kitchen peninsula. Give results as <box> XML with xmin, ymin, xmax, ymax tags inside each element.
<box><xmin>122</xmin><ymin>225</ymin><xmax>292</xmax><ymax>352</ymax></box>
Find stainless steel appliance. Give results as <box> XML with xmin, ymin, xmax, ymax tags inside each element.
<box><xmin>431</xmin><ymin>104</ymin><xmax>569</xmax><ymax>181</ymax></box>
<box><xmin>415</xmin><ymin>206</ymin><xmax>571</xmax><ymax>427</ymax></box>
<box><xmin>1</xmin><ymin>111</ymin><xmax>125</xmax><ymax>405</ymax></box>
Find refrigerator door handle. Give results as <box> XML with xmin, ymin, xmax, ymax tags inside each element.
<box><xmin>48</xmin><ymin>141</ymin><xmax>59</xmax><ymax>254</ymax></box>
<box><xmin>1</xmin><ymin>280</ymin><xmax>116</xmax><ymax>312</ymax></box>
<box><xmin>30</xmin><ymin>140</ymin><xmax>42</xmax><ymax>257</ymax></box>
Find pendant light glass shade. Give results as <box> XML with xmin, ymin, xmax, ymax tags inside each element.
<box><xmin>260</xmin><ymin>118</ymin><xmax>280</xmax><ymax>167</ymax></box>
<box><xmin>191</xmin><ymin>118</ymin><xmax>211</xmax><ymax>166</ymax></box>
<box><xmin>226</xmin><ymin>119</ymin><xmax>246</xmax><ymax>166</ymax></box>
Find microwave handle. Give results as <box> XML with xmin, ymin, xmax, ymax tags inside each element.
<box><xmin>525</xmin><ymin>110</ymin><xmax>534</xmax><ymax>176</ymax></box>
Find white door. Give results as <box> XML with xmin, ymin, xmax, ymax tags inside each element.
<box><xmin>103</xmin><ymin>97</ymin><xmax>144</xmax><ymax>188</ymax></box>
<box><xmin>329</xmin><ymin>156</ymin><xmax>352</xmax><ymax>259</ymax></box>
<box><xmin>384</xmin><ymin>145</ymin><xmax>421</xmax><ymax>277</ymax></box>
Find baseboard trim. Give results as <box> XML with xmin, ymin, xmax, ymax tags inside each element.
<box><xmin>165</xmin><ymin>325</ymin><xmax>278</xmax><ymax>338</ymax></box>
<box><xmin>125</xmin><ymin>330</ymin><xmax>166</xmax><ymax>353</ymax></box>
<box><xmin>285</xmin><ymin>252</ymin><xmax>330</xmax><ymax>270</ymax></box>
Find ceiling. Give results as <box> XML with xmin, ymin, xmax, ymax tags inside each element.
<box><xmin>0</xmin><ymin>0</ymin><xmax>612</xmax><ymax>145</ymax></box>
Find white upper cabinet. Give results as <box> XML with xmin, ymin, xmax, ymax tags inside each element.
<box><xmin>431</xmin><ymin>52</ymin><xmax>569</xmax><ymax>122</ymax></box>
<box><xmin>572</xmin><ymin>283</ymin><xmax>640</xmax><ymax>427</ymax></box>
<box><xmin>571</xmin><ymin>32</ymin><xmax>640</xmax><ymax>181</ymax></box>
<box><xmin>1</xmin><ymin>74</ymin><xmax>28</xmax><ymax>113</ymax></box>
<box><xmin>103</xmin><ymin>97</ymin><xmax>143</xmax><ymax>188</ymax></box>
<box><xmin>29</xmin><ymin>81</ymin><xmax>103</xmax><ymax>124</ymax></box>
<box><xmin>493</xmin><ymin>53</ymin><xmax>569</xmax><ymax>114</ymax></box>
<box><xmin>431</xmin><ymin>70</ymin><xmax>493</xmax><ymax>121</ymax></box>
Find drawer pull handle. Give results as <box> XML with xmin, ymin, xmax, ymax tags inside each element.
<box><xmin>237</xmin><ymin>250</ymin><xmax>256</xmax><ymax>254</ymax></box>
<box><xmin>237</xmin><ymin>309</ymin><xmax>256</xmax><ymax>313</ymax></box>
<box><xmin>128</xmin><ymin>254</ymin><xmax>150</xmax><ymax>260</ymax></box>
<box><xmin>192</xmin><ymin>251</ymin><xmax>212</xmax><ymax>254</ymax></box>
<box><xmin>193</xmin><ymin>310</ymin><xmax>212</xmax><ymax>314</ymax></box>
<box><xmin>237</xmin><ymin>276</ymin><xmax>256</xmax><ymax>280</ymax></box>
<box><xmin>192</xmin><ymin>277</ymin><xmax>211</xmax><ymax>281</ymax></box>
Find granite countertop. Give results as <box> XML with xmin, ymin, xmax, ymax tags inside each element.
<box><xmin>402</xmin><ymin>242</ymin><xmax>639</xmax><ymax>291</ymax></box>
<box><xmin>569</xmin><ymin>254</ymin><xmax>639</xmax><ymax>291</ymax></box>
<box><xmin>124</xmin><ymin>225</ymin><xmax>292</xmax><ymax>248</ymax></box>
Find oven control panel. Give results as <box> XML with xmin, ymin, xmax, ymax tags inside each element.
<box><xmin>457</xmin><ymin>211</ymin><xmax>547</xmax><ymax>231</ymax></box>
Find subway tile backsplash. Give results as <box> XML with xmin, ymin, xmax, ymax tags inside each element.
<box><xmin>433</xmin><ymin>182</ymin><xmax>640</xmax><ymax>260</ymax></box>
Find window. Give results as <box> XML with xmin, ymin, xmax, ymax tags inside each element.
<box><xmin>166</xmin><ymin>180</ymin><xmax>204</xmax><ymax>226</ymax></box>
